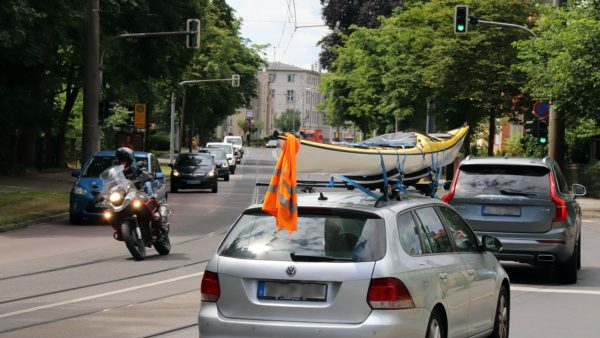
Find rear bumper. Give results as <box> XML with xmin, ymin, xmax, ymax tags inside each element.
<box><xmin>198</xmin><ymin>303</ymin><xmax>429</xmax><ymax>338</ymax></box>
<box><xmin>476</xmin><ymin>227</ymin><xmax>575</xmax><ymax>264</ymax></box>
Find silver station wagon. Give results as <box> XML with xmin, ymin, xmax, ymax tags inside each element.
<box><xmin>198</xmin><ymin>191</ymin><xmax>510</xmax><ymax>338</ymax></box>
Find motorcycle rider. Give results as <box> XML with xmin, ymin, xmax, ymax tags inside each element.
<box><xmin>115</xmin><ymin>147</ymin><xmax>152</xmax><ymax>193</ymax></box>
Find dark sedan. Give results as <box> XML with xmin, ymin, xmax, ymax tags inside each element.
<box><xmin>200</xmin><ymin>148</ymin><xmax>230</xmax><ymax>181</ymax></box>
<box><xmin>169</xmin><ymin>153</ymin><xmax>218</xmax><ymax>193</ymax></box>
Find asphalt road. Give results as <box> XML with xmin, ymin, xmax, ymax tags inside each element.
<box><xmin>1</xmin><ymin>147</ymin><xmax>600</xmax><ymax>337</ymax></box>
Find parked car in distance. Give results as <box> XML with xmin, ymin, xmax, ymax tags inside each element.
<box><xmin>443</xmin><ymin>156</ymin><xmax>586</xmax><ymax>284</ymax></box>
<box><xmin>224</xmin><ymin>135</ymin><xmax>244</xmax><ymax>161</ymax></box>
<box><xmin>265</xmin><ymin>139</ymin><xmax>279</xmax><ymax>148</ymax></box>
<box><xmin>199</xmin><ymin>190</ymin><xmax>509</xmax><ymax>338</ymax></box>
<box><xmin>206</xmin><ymin>142</ymin><xmax>236</xmax><ymax>174</ymax></box>
<box><xmin>69</xmin><ymin>151</ymin><xmax>166</xmax><ymax>224</ymax></box>
<box><xmin>200</xmin><ymin>148</ymin><xmax>229</xmax><ymax>181</ymax></box>
<box><xmin>169</xmin><ymin>152</ymin><xmax>218</xmax><ymax>193</ymax></box>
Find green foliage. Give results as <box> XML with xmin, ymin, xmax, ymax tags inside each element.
<box><xmin>274</xmin><ymin>109</ymin><xmax>301</xmax><ymax>132</ymax></box>
<box><xmin>566</xmin><ymin>118</ymin><xmax>600</xmax><ymax>163</ymax></box>
<box><xmin>148</xmin><ymin>131</ymin><xmax>171</xmax><ymax>151</ymax></box>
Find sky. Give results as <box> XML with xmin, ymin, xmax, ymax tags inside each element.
<box><xmin>226</xmin><ymin>0</ymin><xmax>330</xmax><ymax>70</ymax></box>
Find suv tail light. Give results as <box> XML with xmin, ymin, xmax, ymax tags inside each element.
<box><xmin>367</xmin><ymin>277</ymin><xmax>415</xmax><ymax>309</ymax></box>
<box><xmin>548</xmin><ymin>175</ymin><xmax>567</xmax><ymax>222</ymax></box>
<box><xmin>441</xmin><ymin>170</ymin><xmax>461</xmax><ymax>203</ymax></box>
<box><xmin>201</xmin><ymin>271</ymin><xmax>220</xmax><ymax>302</ymax></box>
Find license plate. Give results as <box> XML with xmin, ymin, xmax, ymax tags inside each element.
<box><xmin>186</xmin><ymin>180</ymin><xmax>201</xmax><ymax>184</ymax></box>
<box><xmin>482</xmin><ymin>205</ymin><xmax>521</xmax><ymax>216</ymax></box>
<box><xmin>257</xmin><ymin>281</ymin><xmax>327</xmax><ymax>302</ymax></box>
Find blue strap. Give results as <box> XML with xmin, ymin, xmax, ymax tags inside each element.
<box><xmin>392</xmin><ymin>147</ymin><xmax>408</xmax><ymax>194</ymax></box>
<box><xmin>337</xmin><ymin>175</ymin><xmax>380</xmax><ymax>200</ymax></box>
<box><xmin>376</xmin><ymin>150</ymin><xmax>389</xmax><ymax>201</ymax></box>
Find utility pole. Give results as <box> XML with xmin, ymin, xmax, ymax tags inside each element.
<box><xmin>549</xmin><ymin>0</ymin><xmax>565</xmax><ymax>170</ymax></box>
<box><xmin>82</xmin><ymin>0</ymin><xmax>100</xmax><ymax>164</ymax></box>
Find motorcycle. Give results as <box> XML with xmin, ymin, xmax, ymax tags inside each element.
<box><xmin>98</xmin><ymin>165</ymin><xmax>171</xmax><ymax>261</ymax></box>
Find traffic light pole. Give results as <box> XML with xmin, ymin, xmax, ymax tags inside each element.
<box><xmin>82</xmin><ymin>0</ymin><xmax>100</xmax><ymax>165</ymax></box>
<box><xmin>471</xmin><ymin>19</ymin><xmax>537</xmax><ymax>38</ymax></box>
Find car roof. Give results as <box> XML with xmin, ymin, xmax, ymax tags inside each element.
<box><xmin>459</xmin><ymin>156</ymin><xmax>554</xmax><ymax>168</ymax></box>
<box><xmin>94</xmin><ymin>150</ymin><xmax>151</xmax><ymax>157</ymax></box>
<box><xmin>247</xmin><ymin>191</ymin><xmax>443</xmax><ymax>216</ymax></box>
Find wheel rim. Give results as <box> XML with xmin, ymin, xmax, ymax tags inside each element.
<box><xmin>429</xmin><ymin>318</ymin><xmax>442</xmax><ymax>338</ymax></box>
<box><xmin>497</xmin><ymin>294</ymin><xmax>509</xmax><ymax>338</ymax></box>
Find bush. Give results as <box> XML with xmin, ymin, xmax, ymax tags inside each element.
<box><xmin>149</xmin><ymin>131</ymin><xmax>170</xmax><ymax>151</ymax></box>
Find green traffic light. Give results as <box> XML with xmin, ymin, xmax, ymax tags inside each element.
<box><xmin>539</xmin><ymin>137</ymin><xmax>548</xmax><ymax>144</ymax></box>
<box><xmin>457</xmin><ymin>24</ymin><xmax>465</xmax><ymax>32</ymax></box>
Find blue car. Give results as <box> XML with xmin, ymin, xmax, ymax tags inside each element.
<box><xmin>69</xmin><ymin>151</ymin><xmax>167</xmax><ymax>224</ymax></box>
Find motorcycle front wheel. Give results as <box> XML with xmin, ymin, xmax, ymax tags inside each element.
<box><xmin>121</xmin><ymin>221</ymin><xmax>146</xmax><ymax>261</ymax></box>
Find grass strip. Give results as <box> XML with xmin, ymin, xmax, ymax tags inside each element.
<box><xmin>0</xmin><ymin>192</ymin><xmax>68</xmax><ymax>226</ymax></box>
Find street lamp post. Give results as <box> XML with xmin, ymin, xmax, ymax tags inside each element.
<box><xmin>169</xmin><ymin>75</ymin><xmax>240</xmax><ymax>165</ymax></box>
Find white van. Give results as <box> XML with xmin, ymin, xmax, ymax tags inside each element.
<box><xmin>206</xmin><ymin>142</ymin><xmax>236</xmax><ymax>174</ymax></box>
<box><xmin>224</xmin><ymin>135</ymin><xmax>244</xmax><ymax>161</ymax></box>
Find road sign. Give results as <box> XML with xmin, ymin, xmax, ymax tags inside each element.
<box><xmin>532</xmin><ymin>101</ymin><xmax>550</xmax><ymax>119</ymax></box>
<box><xmin>134</xmin><ymin>103</ymin><xmax>146</xmax><ymax>129</ymax></box>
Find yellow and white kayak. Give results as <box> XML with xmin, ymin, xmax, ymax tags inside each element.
<box><xmin>295</xmin><ymin>125</ymin><xmax>469</xmax><ymax>182</ymax></box>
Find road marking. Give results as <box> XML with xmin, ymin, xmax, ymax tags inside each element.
<box><xmin>272</xmin><ymin>149</ymin><xmax>278</xmax><ymax>160</ymax></box>
<box><xmin>0</xmin><ymin>271</ymin><xmax>204</xmax><ymax>320</ymax></box>
<box><xmin>512</xmin><ymin>286</ymin><xmax>600</xmax><ymax>295</ymax></box>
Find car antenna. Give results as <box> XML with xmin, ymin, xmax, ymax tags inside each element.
<box><xmin>318</xmin><ymin>192</ymin><xmax>328</xmax><ymax>200</ymax></box>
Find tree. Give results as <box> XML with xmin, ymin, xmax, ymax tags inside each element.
<box><xmin>318</xmin><ymin>0</ymin><xmax>403</xmax><ymax>70</ymax></box>
<box><xmin>274</xmin><ymin>109</ymin><xmax>301</xmax><ymax>132</ymax></box>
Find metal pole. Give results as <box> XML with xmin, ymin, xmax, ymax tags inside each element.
<box><xmin>549</xmin><ymin>0</ymin><xmax>564</xmax><ymax>169</ymax></box>
<box><xmin>170</xmin><ymin>91</ymin><xmax>175</xmax><ymax>165</ymax></box>
<box><xmin>82</xmin><ymin>0</ymin><xmax>100</xmax><ymax>163</ymax></box>
<box><xmin>475</xmin><ymin>19</ymin><xmax>537</xmax><ymax>37</ymax></box>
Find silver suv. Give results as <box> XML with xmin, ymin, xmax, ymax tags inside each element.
<box><xmin>199</xmin><ymin>190</ymin><xmax>510</xmax><ymax>337</ymax></box>
<box><xmin>443</xmin><ymin>156</ymin><xmax>586</xmax><ymax>284</ymax></box>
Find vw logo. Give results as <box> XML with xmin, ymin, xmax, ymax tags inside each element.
<box><xmin>285</xmin><ymin>265</ymin><xmax>297</xmax><ymax>277</ymax></box>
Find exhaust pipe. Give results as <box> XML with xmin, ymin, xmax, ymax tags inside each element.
<box><xmin>537</xmin><ymin>254</ymin><xmax>556</xmax><ymax>262</ymax></box>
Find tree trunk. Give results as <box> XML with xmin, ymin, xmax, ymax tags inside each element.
<box><xmin>487</xmin><ymin>109</ymin><xmax>496</xmax><ymax>156</ymax></box>
<box><xmin>57</xmin><ymin>77</ymin><xmax>80</xmax><ymax>168</ymax></box>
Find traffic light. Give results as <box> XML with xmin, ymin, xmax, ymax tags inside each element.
<box><xmin>524</xmin><ymin>119</ymin><xmax>539</xmax><ymax>138</ymax></box>
<box><xmin>231</xmin><ymin>74</ymin><xmax>240</xmax><ymax>87</ymax></box>
<box><xmin>99</xmin><ymin>101</ymin><xmax>116</xmax><ymax>125</ymax></box>
<box><xmin>454</xmin><ymin>5</ymin><xmax>468</xmax><ymax>34</ymax></box>
<box><xmin>538</xmin><ymin>120</ymin><xmax>548</xmax><ymax>145</ymax></box>
<box><xmin>186</xmin><ymin>19</ymin><xmax>200</xmax><ymax>49</ymax></box>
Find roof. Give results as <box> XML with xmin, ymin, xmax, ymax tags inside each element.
<box><xmin>94</xmin><ymin>150</ymin><xmax>150</xmax><ymax>157</ymax></box>
<box><xmin>460</xmin><ymin>156</ymin><xmax>554</xmax><ymax>168</ymax></box>
<box><xmin>267</xmin><ymin>62</ymin><xmax>319</xmax><ymax>74</ymax></box>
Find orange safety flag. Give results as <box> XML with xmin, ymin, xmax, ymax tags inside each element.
<box><xmin>262</xmin><ymin>134</ymin><xmax>300</xmax><ymax>233</ymax></box>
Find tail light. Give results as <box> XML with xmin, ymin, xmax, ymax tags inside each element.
<box><xmin>367</xmin><ymin>277</ymin><xmax>415</xmax><ymax>309</ymax></box>
<box><xmin>201</xmin><ymin>271</ymin><xmax>220</xmax><ymax>302</ymax></box>
<box><xmin>441</xmin><ymin>170</ymin><xmax>461</xmax><ymax>203</ymax></box>
<box><xmin>548</xmin><ymin>175</ymin><xmax>567</xmax><ymax>222</ymax></box>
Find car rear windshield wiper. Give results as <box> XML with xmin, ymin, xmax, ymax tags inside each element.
<box><xmin>290</xmin><ymin>252</ymin><xmax>354</xmax><ymax>262</ymax></box>
<box><xmin>499</xmin><ymin>189</ymin><xmax>538</xmax><ymax>197</ymax></box>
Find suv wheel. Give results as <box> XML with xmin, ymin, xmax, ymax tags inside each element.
<box><xmin>557</xmin><ymin>246</ymin><xmax>578</xmax><ymax>284</ymax></box>
<box><xmin>577</xmin><ymin>237</ymin><xmax>581</xmax><ymax>270</ymax></box>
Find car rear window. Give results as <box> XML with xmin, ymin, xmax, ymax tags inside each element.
<box><xmin>219</xmin><ymin>209</ymin><xmax>386</xmax><ymax>262</ymax></box>
<box><xmin>175</xmin><ymin>154</ymin><xmax>212</xmax><ymax>167</ymax></box>
<box><xmin>455</xmin><ymin>164</ymin><xmax>550</xmax><ymax>199</ymax></box>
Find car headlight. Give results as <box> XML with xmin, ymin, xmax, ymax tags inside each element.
<box><xmin>109</xmin><ymin>190</ymin><xmax>125</xmax><ymax>206</ymax></box>
<box><xmin>173</xmin><ymin>170</ymin><xmax>181</xmax><ymax>177</ymax></box>
<box><xmin>73</xmin><ymin>186</ymin><xmax>88</xmax><ymax>195</ymax></box>
<box><xmin>208</xmin><ymin>170</ymin><xmax>215</xmax><ymax>177</ymax></box>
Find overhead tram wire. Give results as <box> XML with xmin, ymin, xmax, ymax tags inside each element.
<box><xmin>273</xmin><ymin>0</ymin><xmax>294</xmax><ymax>62</ymax></box>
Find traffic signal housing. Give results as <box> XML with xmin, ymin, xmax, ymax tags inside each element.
<box><xmin>454</xmin><ymin>5</ymin><xmax>468</xmax><ymax>34</ymax></box>
<box><xmin>186</xmin><ymin>19</ymin><xmax>200</xmax><ymax>49</ymax></box>
<box><xmin>524</xmin><ymin>119</ymin><xmax>539</xmax><ymax>138</ymax></box>
<box><xmin>538</xmin><ymin>120</ymin><xmax>548</xmax><ymax>145</ymax></box>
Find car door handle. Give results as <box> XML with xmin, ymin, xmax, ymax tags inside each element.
<box><xmin>467</xmin><ymin>269</ymin><xmax>475</xmax><ymax>275</ymax></box>
<box><xmin>439</xmin><ymin>273</ymin><xmax>448</xmax><ymax>281</ymax></box>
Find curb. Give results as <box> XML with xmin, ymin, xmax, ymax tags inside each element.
<box><xmin>0</xmin><ymin>213</ymin><xmax>69</xmax><ymax>233</ymax></box>
<box><xmin>583</xmin><ymin>210</ymin><xmax>600</xmax><ymax>219</ymax></box>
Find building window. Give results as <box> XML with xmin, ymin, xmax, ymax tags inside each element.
<box><xmin>268</xmin><ymin>73</ymin><xmax>276</xmax><ymax>82</ymax></box>
<box><xmin>287</xmin><ymin>90</ymin><xmax>295</xmax><ymax>102</ymax></box>
<box><xmin>287</xmin><ymin>74</ymin><xmax>296</xmax><ymax>83</ymax></box>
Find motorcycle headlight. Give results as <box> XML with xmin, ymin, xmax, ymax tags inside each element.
<box><xmin>132</xmin><ymin>199</ymin><xmax>143</xmax><ymax>209</ymax></box>
<box><xmin>173</xmin><ymin>170</ymin><xmax>181</xmax><ymax>177</ymax></box>
<box><xmin>73</xmin><ymin>186</ymin><xmax>88</xmax><ymax>195</ymax></box>
<box><xmin>208</xmin><ymin>170</ymin><xmax>215</xmax><ymax>177</ymax></box>
<box><xmin>109</xmin><ymin>190</ymin><xmax>125</xmax><ymax>206</ymax></box>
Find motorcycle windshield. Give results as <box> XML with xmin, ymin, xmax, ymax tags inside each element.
<box><xmin>100</xmin><ymin>165</ymin><xmax>135</xmax><ymax>193</ymax></box>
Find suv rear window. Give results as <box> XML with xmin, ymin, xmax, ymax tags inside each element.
<box><xmin>455</xmin><ymin>164</ymin><xmax>550</xmax><ymax>199</ymax></box>
<box><xmin>219</xmin><ymin>209</ymin><xmax>386</xmax><ymax>262</ymax></box>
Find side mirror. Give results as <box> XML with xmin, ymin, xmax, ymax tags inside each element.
<box><xmin>71</xmin><ymin>169</ymin><xmax>81</xmax><ymax>178</ymax></box>
<box><xmin>155</xmin><ymin>172</ymin><xmax>164</xmax><ymax>180</ymax></box>
<box><xmin>481</xmin><ymin>235</ymin><xmax>503</xmax><ymax>252</ymax></box>
<box><xmin>573</xmin><ymin>184</ymin><xmax>586</xmax><ymax>197</ymax></box>
<box><xmin>443</xmin><ymin>181</ymin><xmax>452</xmax><ymax>191</ymax></box>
